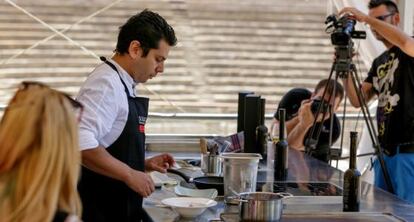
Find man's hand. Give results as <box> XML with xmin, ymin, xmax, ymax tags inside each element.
<box><xmin>81</xmin><ymin>147</ymin><xmax>156</xmax><ymax>197</ymax></box>
<box><xmin>145</xmin><ymin>153</ymin><xmax>175</xmax><ymax>173</ymax></box>
<box><xmin>298</xmin><ymin>99</ymin><xmax>327</xmax><ymax>128</ymax></box>
<box><xmin>298</xmin><ymin>99</ymin><xmax>315</xmax><ymax>127</ymax></box>
<box><xmin>339</xmin><ymin>7</ymin><xmax>369</xmax><ymax>23</ymax></box>
<box><xmin>125</xmin><ymin>169</ymin><xmax>155</xmax><ymax>197</ymax></box>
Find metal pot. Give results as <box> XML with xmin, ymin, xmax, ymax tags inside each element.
<box><xmin>236</xmin><ymin>192</ymin><xmax>292</xmax><ymax>222</ymax></box>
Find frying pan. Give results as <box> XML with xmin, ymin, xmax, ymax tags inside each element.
<box><xmin>167</xmin><ymin>169</ymin><xmax>224</xmax><ymax>195</ymax></box>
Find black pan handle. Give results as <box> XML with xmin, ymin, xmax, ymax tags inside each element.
<box><xmin>167</xmin><ymin>168</ymin><xmax>192</xmax><ymax>183</ymax></box>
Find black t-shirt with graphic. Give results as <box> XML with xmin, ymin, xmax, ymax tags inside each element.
<box><xmin>365</xmin><ymin>46</ymin><xmax>414</xmax><ymax>149</ymax></box>
<box><xmin>274</xmin><ymin>88</ymin><xmax>341</xmax><ymax>162</ymax></box>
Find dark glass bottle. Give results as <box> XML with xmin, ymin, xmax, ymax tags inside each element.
<box><xmin>343</xmin><ymin>131</ymin><xmax>361</xmax><ymax>212</ymax></box>
<box><xmin>274</xmin><ymin>108</ymin><xmax>288</xmax><ymax>181</ymax></box>
<box><xmin>256</xmin><ymin>98</ymin><xmax>268</xmax><ymax>159</ymax></box>
<box><xmin>256</xmin><ymin>125</ymin><xmax>268</xmax><ymax>159</ymax></box>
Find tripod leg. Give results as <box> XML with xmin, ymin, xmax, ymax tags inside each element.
<box><xmin>336</xmin><ymin>90</ymin><xmax>347</xmax><ymax>169</ymax></box>
<box><xmin>349</xmin><ymin>67</ymin><xmax>394</xmax><ymax>194</ymax></box>
<box><xmin>306</xmin><ymin>63</ymin><xmax>336</xmax><ymax>154</ymax></box>
<box><xmin>327</xmin><ymin>74</ymin><xmax>339</xmax><ymax>165</ymax></box>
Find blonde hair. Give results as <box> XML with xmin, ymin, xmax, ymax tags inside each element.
<box><xmin>0</xmin><ymin>82</ymin><xmax>82</xmax><ymax>222</ymax></box>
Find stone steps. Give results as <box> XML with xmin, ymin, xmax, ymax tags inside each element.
<box><xmin>0</xmin><ymin>58</ymin><xmax>186</xmax><ymax>66</ymax></box>
<box><xmin>0</xmin><ymin>27</ymin><xmax>327</xmax><ymax>39</ymax></box>
<box><xmin>0</xmin><ymin>0</ymin><xmax>368</xmax><ymax>115</ymax></box>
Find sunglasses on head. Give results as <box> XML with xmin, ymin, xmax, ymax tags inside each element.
<box><xmin>20</xmin><ymin>81</ymin><xmax>84</xmax><ymax>121</ymax></box>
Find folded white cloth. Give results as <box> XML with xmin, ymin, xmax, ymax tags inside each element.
<box><xmin>150</xmin><ymin>171</ymin><xmax>178</xmax><ymax>187</ymax></box>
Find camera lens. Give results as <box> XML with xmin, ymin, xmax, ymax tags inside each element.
<box><xmin>311</xmin><ymin>99</ymin><xmax>330</xmax><ymax>115</ymax></box>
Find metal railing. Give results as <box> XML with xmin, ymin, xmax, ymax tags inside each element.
<box><xmin>0</xmin><ymin>103</ymin><xmax>371</xmax><ymax>121</ymax></box>
<box><xmin>148</xmin><ymin>112</ymin><xmax>371</xmax><ymax>121</ymax></box>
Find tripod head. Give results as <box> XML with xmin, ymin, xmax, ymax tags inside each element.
<box><xmin>334</xmin><ymin>43</ymin><xmax>355</xmax><ymax>78</ymax></box>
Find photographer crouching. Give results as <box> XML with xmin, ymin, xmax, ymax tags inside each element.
<box><xmin>270</xmin><ymin>79</ymin><xmax>344</xmax><ymax>163</ymax></box>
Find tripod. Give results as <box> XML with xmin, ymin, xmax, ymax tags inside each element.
<box><xmin>305</xmin><ymin>42</ymin><xmax>394</xmax><ymax>194</ymax></box>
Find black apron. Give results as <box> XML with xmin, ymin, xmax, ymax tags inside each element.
<box><xmin>78</xmin><ymin>58</ymin><xmax>148</xmax><ymax>222</ymax></box>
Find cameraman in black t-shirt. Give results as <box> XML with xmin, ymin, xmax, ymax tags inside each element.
<box><xmin>270</xmin><ymin>79</ymin><xmax>344</xmax><ymax>163</ymax></box>
<box><xmin>340</xmin><ymin>0</ymin><xmax>414</xmax><ymax>203</ymax></box>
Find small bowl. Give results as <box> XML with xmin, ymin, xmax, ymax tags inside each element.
<box><xmin>161</xmin><ymin>197</ymin><xmax>217</xmax><ymax>218</ymax></box>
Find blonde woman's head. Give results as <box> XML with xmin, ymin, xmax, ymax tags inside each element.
<box><xmin>0</xmin><ymin>82</ymin><xmax>82</xmax><ymax>222</ymax></box>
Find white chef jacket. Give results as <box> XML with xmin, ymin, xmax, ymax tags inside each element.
<box><xmin>77</xmin><ymin>59</ymin><xmax>136</xmax><ymax>151</ymax></box>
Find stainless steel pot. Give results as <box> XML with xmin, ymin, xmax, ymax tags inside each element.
<box><xmin>236</xmin><ymin>192</ymin><xmax>292</xmax><ymax>222</ymax></box>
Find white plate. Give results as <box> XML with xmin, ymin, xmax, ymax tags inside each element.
<box><xmin>174</xmin><ymin>184</ymin><xmax>218</xmax><ymax>199</ymax></box>
<box><xmin>161</xmin><ymin>197</ymin><xmax>217</xmax><ymax>218</ymax></box>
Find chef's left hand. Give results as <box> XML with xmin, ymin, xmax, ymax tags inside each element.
<box><xmin>145</xmin><ymin>153</ymin><xmax>175</xmax><ymax>173</ymax></box>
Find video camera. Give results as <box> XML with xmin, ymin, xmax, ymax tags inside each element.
<box><xmin>325</xmin><ymin>14</ymin><xmax>366</xmax><ymax>46</ymax></box>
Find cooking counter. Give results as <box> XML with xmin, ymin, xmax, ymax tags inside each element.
<box><xmin>143</xmin><ymin>149</ymin><xmax>414</xmax><ymax>221</ymax></box>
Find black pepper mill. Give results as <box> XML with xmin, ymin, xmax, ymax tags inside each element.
<box><xmin>244</xmin><ymin>94</ymin><xmax>261</xmax><ymax>153</ymax></box>
<box><xmin>237</xmin><ymin>91</ymin><xmax>254</xmax><ymax>132</ymax></box>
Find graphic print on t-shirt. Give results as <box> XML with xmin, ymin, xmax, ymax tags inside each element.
<box><xmin>373</xmin><ymin>53</ymin><xmax>400</xmax><ymax>137</ymax></box>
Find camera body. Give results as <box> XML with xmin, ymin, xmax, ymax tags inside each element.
<box><xmin>325</xmin><ymin>14</ymin><xmax>366</xmax><ymax>46</ymax></box>
<box><xmin>331</xmin><ymin>15</ymin><xmax>356</xmax><ymax>46</ymax></box>
<box><xmin>311</xmin><ymin>99</ymin><xmax>330</xmax><ymax>115</ymax></box>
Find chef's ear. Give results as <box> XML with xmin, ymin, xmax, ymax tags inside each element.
<box><xmin>128</xmin><ymin>40</ymin><xmax>143</xmax><ymax>59</ymax></box>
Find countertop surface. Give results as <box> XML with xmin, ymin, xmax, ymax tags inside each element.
<box><xmin>143</xmin><ymin>149</ymin><xmax>414</xmax><ymax>222</ymax></box>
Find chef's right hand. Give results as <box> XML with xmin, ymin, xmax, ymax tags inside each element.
<box><xmin>125</xmin><ymin>169</ymin><xmax>155</xmax><ymax>197</ymax></box>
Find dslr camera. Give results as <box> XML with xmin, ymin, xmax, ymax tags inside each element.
<box><xmin>311</xmin><ymin>99</ymin><xmax>330</xmax><ymax>115</ymax></box>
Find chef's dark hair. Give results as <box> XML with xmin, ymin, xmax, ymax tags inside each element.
<box><xmin>368</xmin><ymin>0</ymin><xmax>399</xmax><ymax>13</ymax></box>
<box><xmin>116</xmin><ymin>9</ymin><xmax>177</xmax><ymax>57</ymax></box>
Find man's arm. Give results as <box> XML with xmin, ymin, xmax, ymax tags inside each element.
<box><xmin>340</xmin><ymin>7</ymin><xmax>414</xmax><ymax>57</ymax></box>
<box><xmin>365</xmin><ymin>16</ymin><xmax>414</xmax><ymax>56</ymax></box>
<box><xmin>287</xmin><ymin>101</ymin><xmax>314</xmax><ymax>150</ymax></box>
<box><xmin>270</xmin><ymin>117</ymin><xmax>298</xmax><ymax>139</ymax></box>
<box><xmin>82</xmin><ymin>146</ymin><xmax>155</xmax><ymax>197</ymax></box>
<box><xmin>286</xmin><ymin>116</ymin><xmax>299</xmax><ymax>135</ymax></box>
<box><xmin>342</xmin><ymin>76</ymin><xmax>375</xmax><ymax>108</ymax></box>
<box><xmin>288</xmin><ymin>120</ymin><xmax>313</xmax><ymax>150</ymax></box>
